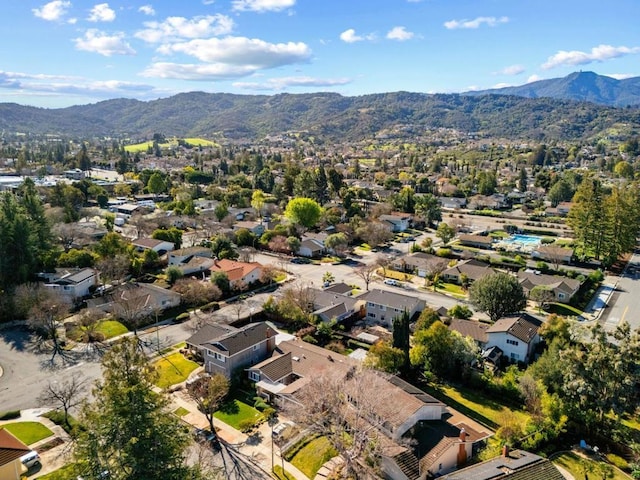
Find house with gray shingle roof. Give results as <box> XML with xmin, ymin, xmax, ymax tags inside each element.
<box><xmin>486</xmin><ymin>313</ymin><xmax>542</xmax><ymax>364</ymax></box>
<box><xmin>41</xmin><ymin>267</ymin><xmax>99</xmax><ymax>302</ymax></box>
<box><xmin>360</xmin><ymin>288</ymin><xmax>426</xmax><ymax>328</ymax></box>
<box><xmin>191</xmin><ymin>322</ymin><xmax>277</xmax><ymax>378</ymax></box>
<box><xmin>442</xmin><ymin>259</ymin><xmax>495</xmax><ymax>285</ymax></box>
<box><xmin>517</xmin><ymin>270</ymin><xmax>581</xmax><ymax>304</ymax></box>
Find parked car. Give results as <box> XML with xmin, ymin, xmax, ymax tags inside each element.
<box><xmin>290</xmin><ymin>257</ymin><xmax>311</xmax><ymax>264</ymax></box>
<box><xmin>20</xmin><ymin>451</ymin><xmax>40</xmax><ymax>468</ymax></box>
<box><xmin>383</xmin><ymin>279</ymin><xmax>399</xmax><ymax>286</ymax></box>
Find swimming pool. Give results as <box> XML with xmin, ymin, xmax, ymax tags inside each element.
<box><xmin>503</xmin><ymin>234</ymin><xmax>542</xmax><ymax>246</ymax></box>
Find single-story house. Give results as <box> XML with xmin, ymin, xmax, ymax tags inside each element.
<box><xmin>311</xmin><ymin>288</ymin><xmax>365</xmax><ymax>323</ymax></box>
<box><xmin>323</xmin><ymin>282</ymin><xmax>353</xmax><ymax>296</ymax></box>
<box><xmin>458</xmin><ymin>234</ymin><xmax>493</xmax><ymax>250</ymax></box>
<box><xmin>380</xmin><ymin>214</ymin><xmax>411</xmax><ymax>232</ymax></box>
<box><xmin>86</xmin><ymin>282</ymin><xmax>181</xmax><ymax>318</ymax></box>
<box><xmin>531</xmin><ymin>246</ymin><xmax>573</xmax><ymax>265</ymax></box>
<box><xmin>438</xmin><ymin>197</ymin><xmax>467</xmax><ymax>209</ymax></box>
<box><xmin>448</xmin><ymin>318</ymin><xmax>489</xmax><ymax>348</ymax></box>
<box><xmin>233</xmin><ymin>220</ymin><xmax>265</xmax><ymax>236</ymax></box>
<box><xmin>442</xmin><ymin>259</ymin><xmax>494</xmax><ymax>285</ymax></box>
<box><xmin>132</xmin><ymin>237</ymin><xmax>175</xmax><ymax>255</ymax></box>
<box><xmin>556</xmin><ymin>202</ymin><xmax>573</xmax><ymax>216</ymax></box>
<box><xmin>41</xmin><ymin>267</ymin><xmax>99</xmax><ymax>302</ymax></box>
<box><xmin>392</xmin><ymin>253</ymin><xmax>448</xmax><ymax>278</ymax></box>
<box><xmin>360</xmin><ymin>288</ymin><xmax>426</xmax><ymax>328</ymax></box>
<box><xmin>188</xmin><ymin>322</ymin><xmax>277</xmax><ymax>378</ymax></box>
<box><xmin>168</xmin><ymin>246</ymin><xmax>213</xmax><ymax>266</ymax></box>
<box><xmin>485</xmin><ymin>313</ymin><xmax>542</xmax><ymax>364</ymax></box>
<box><xmin>0</xmin><ymin>428</ymin><xmax>31</xmax><ymax>479</ymax></box>
<box><xmin>297</xmin><ymin>238</ymin><xmax>325</xmax><ymax>258</ymax></box>
<box><xmin>209</xmin><ymin>259</ymin><xmax>263</xmax><ymax>286</ymax></box>
<box><xmin>442</xmin><ymin>448</ymin><xmax>564</xmax><ymax>480</ymax></box>
<box><xmin>517</xmin><ymin>270</ymin><xmax>581</xmax><ymax>304</ymax></box>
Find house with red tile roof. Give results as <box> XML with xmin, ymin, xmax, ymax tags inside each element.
<box><xmin>0</xmin><ymin>428</ymin><xmax>31</xmax><ymax>479</ymax></box>
<box><xmin>210</xmin><ymin>259</ymin><xmax>263</xmax><ymax>285</ymax></box>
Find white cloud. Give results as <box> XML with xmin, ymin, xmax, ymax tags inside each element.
<box><xmin>33</xmin><ymin>1</ymin><xmax>71</xmax><ymax>22</ymax></box>
<box><xmin>444</xmin><ymin>16</ymin><xmax>509</xmax><ymax>30</ymax></box>
<box><xmin>233</xmin><ymin>76</ymin><xmax>351</xmax><ymax>90</ymax></box>
<box><xmin>141</xmin><ymin>62</ymin><xmax>257</xmax><ymax>80</ymax></box>
<box><xmin>74</xmin><ymin>29</ymin><xmax>136</xmax><ymax>56</ymax></box>
<box><xmin>157</xmin><ymin>36</ymin><xmax>311</xmax><ymax>67</ymax></box>
<box><xmin>605</xmin><ymin>73</ymin><xmax>636</xmax><ymax>80</ymax></box>
<box><xmin>88</xmin><ymin>3</ymin><xmax>115</xmax><ymax>22</ymax></box>
<box><xmin>527</xmin><ymin>74</ymin><xmax>543</xmax><ymax>83</ymax></box>
<box><xmin>542</xmin><ymin>44</ymin><xmax>640</xmax><ymax>69</ymax></box>
<box><xmin>386</xmin><ymin>26</ymin><xmax>414</xmax><ymax>41</ymax></box>
<box><xmin>497</xmin><ymin>64</ymin><xmax>525</xmax><ymax>75</ymax></box>
<box><xmin>492</xmin><ymin>82</ymin><xmax>513</xmax><ymax>89</ymax></box>
<box><xmin>138</xmin><ymin>5</ymin><xmax>155</xmax><ymax>16</ymax></box>
<box><xmin>68</xmin><ymin>17</ymin><xmax>78</xmax><ymax>24</ymax></box>
<box><xmin>202</xmin><ymin>0</ymin><xmax>215</xmax><ymax>4</ymax></box>
<box><xmin>135</xmin><ymin>15</ymin><xmax>234</xmax><ymax>43</ymax></box>
<box><xmin>339</xmin><ymin>28</ymin><xmax>375</xmax><ymax>43</ymax></box>
<box><xmin>232</xmin><ymin>0</ymin><xmax>295</xmax><ymax>12</ymax></box>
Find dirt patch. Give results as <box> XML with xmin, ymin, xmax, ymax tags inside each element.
<box><xmin>36</xmin><ymin>437</ymin><xmax>64</xmax><ymax>453</ymax></box>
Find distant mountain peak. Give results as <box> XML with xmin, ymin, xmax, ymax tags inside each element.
<box><xmin>465</xmin><ymin>71</ymin><xmax>640</xmax><ymax>107</ymax></box>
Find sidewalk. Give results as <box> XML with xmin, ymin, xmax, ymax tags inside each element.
<box><xmin>170</xmin><ymin>392</ymin><xmax>310</xmax><ymax>479</ymax></box>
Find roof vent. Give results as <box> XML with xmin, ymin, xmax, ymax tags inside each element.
<box><xmin>293</xmin><ymin>356</ymin><xmax>300</xmax><ymax>362</ymax></box>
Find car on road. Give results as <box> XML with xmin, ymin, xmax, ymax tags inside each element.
<box><xmin>290</xmin><ymin>257</ymin><xmax>312</xmax><ymax>264</ymax></box>
<box><xmin>383</xmin><ymin>279</ymin><xmax>400</xmax><ymax>286</ymax></box>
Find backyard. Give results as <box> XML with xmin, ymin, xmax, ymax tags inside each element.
<box><xmin>552</xmin><ymin>451</ymin><xmax>631</xmax><ymax>480</ymax></box>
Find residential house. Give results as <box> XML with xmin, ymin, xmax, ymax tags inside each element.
<box><xmin>467</xmin><ymin>194</ymin><xmax>508</xmax><ymax>211</ymax></box>
<box><xmin>86</xmin><ymin>282</ymin><xmax>181</xmax><ymax>318</ymax></box>
<box><xmin>311</xmin><ymin>288</ymin><xmax>365</xmax><ymax>323</ymax></box>
<box><xmin>458</xmin><ymin>234</ymin><xmax>493</xmax><ymax>250</ymax></box>
<box><xmin>531</xmin><ymin>246</ymin><xmax>573</xmax><ymax>265</ymax></box>
<box><xmin>210</xmin><ymin>259</ymin><xmax>263</xmax><ymax>286</ymax></box>
<box><xmin>0</xmin><ymin>428</ymin><xmax>31</xmax><ymax>479</ymax></box>
<box><xmin>323</xmin><ymin>282</ymin><xmax>353</xmax><ymax>296</ymax></box>
<box><xmin>485</xmin><ymin>313</ymin><xmax>542</xmax><ymax>363</ymax></box>
<box><xmin>168</xmin><ymin>246</ymin><xmax>213</xmax><ymax>266</ymax></box>
<box><xmin>41</xmin><ymin>267</ymin><xmax>99</xmax><ymax>302</ymax></box>
<box><xmin>132</xmin><ymin>237</ymin><xmax>175</xmax><ymax>255</ymax></box>
<box><xmin>448</xmin><ymin>319</ymin><xmax>489</xmax><ymax>348</ymax></box>
<box><xmin>517</xmin><ymin>270</ymin><xmax>581</xmax><ymax>303</ymax></box>
<box><xmin>442</xmin><ymin>259</ymin><xmax>494</xmax><ymax>285</ymax></box>
<box><xmin>297</xmin><ymin>238</ymin><xmax>326</xmax><ymax>258</ymax></box>
<box><xmin>360</xmin><ymin>288</ymin><xmax>426</xmax><ymax>328</ymax></box>
<box><xmin>392</xmin><ymin>253</ymin><xmax>448</xmax><ymax>278</ymax></box>
<box><xmin>111</xmin><ymin>203</ymin><xmax>140</xmax><ymax>217</ymax></box>
<box><xmin>437</xmin><ymin>196</ymin><xmax>467</xmax><ymax>210</ymax></box>
<box><xmin>556</xmin><ymin>202</ymin><xmax>573</xmax><ymax>216</ymax></box>
<box><xmin>188</xmin><ymin>322</ymin><xmax>277</xmax><ymax>378</ymax></box>
<box><xmin>248</xmin><ymin>339</ymin><xmax>490</xmax><ymax>480</ymax></box>
<box><xmin>233</xmin><ymin>220</ymin><xmax>265</xmax><ymax>237</ymax></box>
<box><xmin>442</xmin><ymin>448</ymin><xmax>564</xmax><ymax>480</ymax></box>
<box><xmin>380</xmin><ymin>213</ymin><xmax>411</xmax><ymax>232</ymax></box>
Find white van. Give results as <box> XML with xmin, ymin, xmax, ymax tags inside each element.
<box><xmin>20</xmin><ymin>450</ymin><xmax>40</xmax><ymax>468</ymax></box>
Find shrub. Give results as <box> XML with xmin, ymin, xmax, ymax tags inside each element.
<box><xmin>436</xmin><ymin>248</ymin><xmax>452</xmax><ymax>258</ymax></box>
<box><xmin>200</xmin><ymin>302</ymin><xmax>220</xmax><ymax>312</ymax></box>
<box><xmin>0</xmin><ymin>410</ymin><xmax>20</xmax><ymax>420</ymax></box>
<box><xmin>589</xmin><ymin>269</ymin><xmax>605</xmax><ymax>283</ymax></box>
<box><xmin>325</xmin><ymin>340</ymin><xmax>346</xmax><ymax>354</ymax></box>
<box><xmin>607</xmin><ymin>453</ymin><xmax>629</xmax><ymax>471</ymax></box>
<box><xmin>175</xmin><ymin>312</ymin><xmax>190</xmax><ymax>322</ymax></box>
<box><xmin>237</xmin><ymin>418</ymin><xmax>257</xmax><ymax>433</ymax></box>
<box><xmin>302</xmin><ymin>334</ymin><xmax>317</xmax><ymax>344</ymax></box>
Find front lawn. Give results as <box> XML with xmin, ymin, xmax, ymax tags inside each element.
<box><xmin>173</xmin><ymin>407</ymin><xmax>189</xmax><ymax>417</ymax></box>
<box><xmin>380</xmin><ymin>268</ymin><xmax>413</xmax><ymax>281</ymax></box>
<box><xmin>553</xmin><ymin>451</ymin><xmax>630</xmax><ymax>480</ymax></box>
<box><xmin>2</xmin><ymin>422</ymin><xmax>54</xmax><ymax>445</ymax></box>
<box><xmin>213</xmin><ymin>399</ymin><xmax>263</xmax><ymax>431</ymax></box>
<box><xmin>545</xmin><ymin>302</ymin><xmax>584</xmax><ymax>318</ymax></box>
<box><xmin>154</xmin><ymin>352</ymin><xmax>199</xmax><ymax>389</ymax></box>
<box><xmin>95</xmin><ymin>320</ymin><xmax>128</xmax><ymax>339</ymax></box>
<box><xmin>436</xmin><ymin>282</ymin><xmax>467</xmax><ymax>298</ymax></box>
<box><xmin>290</xmin><ymin>436</ymin><xmax>337</xmax><ymax>479</ymax></box>
<box><xmin>34</xmin><ymin>463</ymin><xmax>77</xmax><ymax>479</ymax></box>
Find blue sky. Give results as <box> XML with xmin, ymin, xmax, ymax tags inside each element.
<box><xmin>2</xmin><ymin>0</ymin><xmax>639</xmax><ymax>107</ymax></box>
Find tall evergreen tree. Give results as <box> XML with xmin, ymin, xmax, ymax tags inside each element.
<box><xmin>567</xmin><ymin>176</ymin><xmax>607</xmax><ymax>260</ymax></box>
<box><xmin>392</xmin><ymin>310</ymin><xmax>411</xmax><ymax>370</ymax></box>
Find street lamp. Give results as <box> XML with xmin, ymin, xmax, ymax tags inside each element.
<box><xmin>249</xmin><ymin>307</ymin><xmax>255</xmax><ymax>323</ymax></box>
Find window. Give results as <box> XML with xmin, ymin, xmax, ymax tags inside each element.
<box><xmin>558</xmin><ymin>292</ymin><xmax>565</xmax><ymax>300</ymax></box>
<box><xmin>215</xmin><ymin>352</ymin><xmax>226</xmax><ymax>363</ymax></box>
<box><xmin>507</xmin><ymin>339</ymin><xmax>519</xmax><ymax>346</ymax></box>
<box><xmin>381</xmin><ymin>315</ymin><xmax>385</xmax><ymax>322</ymax></box>
<box><xmin>368</xmin><ymin>313</ymin><xmax>376</xmax><ymax>319</ymax></box>
<box><xmin>249</xmin><ymin>371</ymin><xmax>260</xmax><ymax>382</ymax></box>
<box><xmin>252</xmin><ymin>344</ymin><xmax>259</xmax><ymax>351</ymax></box>
<box><xmin>367</xmin><ymin>302</ymin><xmax>375</xmax><ymax>308</ymax></box>
<box><xmin>510</xmin><ymin>352</ymin><xmax>519</xmax><ymax>360</ymax></box>
<box><xmin>380</xmin><ymin>305</ymin><xmax>386</xmax><ymax>311</ymax></box>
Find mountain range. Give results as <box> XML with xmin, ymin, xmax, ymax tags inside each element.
<box><xmin>0</xmin><ymin>72</ymin><xmax>639</xmax><ymax>143</ymax></box>
<box><xmin>466</xmin><ymin>71</ymin><xmax>640</xmax><ymax>107</ymax></box>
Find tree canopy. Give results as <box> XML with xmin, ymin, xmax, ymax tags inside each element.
<box><xmin>469</xmin><ymin>272</ymin><xmax>527</xmax><ymax>322</ymax></box>
<box><xmin>283</xmin><ymin>197</ymin><xmax>322</xmax><ymax>230</ymax></box>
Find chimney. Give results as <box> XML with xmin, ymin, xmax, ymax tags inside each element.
<box><xmin>502</xmin><ymin>444</ymin><xmax>510</xmax><ymax>458</ymax></box>
<box><xmin>459</xmin><ymin>428</ymin><xmax>467</xmax><ymax>442</ymax></box>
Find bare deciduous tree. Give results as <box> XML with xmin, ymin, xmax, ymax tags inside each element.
<box><xmin>186</xmin><ymin>373</ymin><xmax>230</xmax><ymax>435</ymax></box>
<box><xmin>28</xmin><ymin>294</ymin><xmax>71</xmax><ymax>362</ymax></box>
<box><xmin>38</xmin><ymin>373</ymin><xmax>86</xmax><ymax>429</ymax></box>
<box><xmin>355</xmin><ymin>264</ymin><xmax>377</xmax><ymax>291</ymax></box>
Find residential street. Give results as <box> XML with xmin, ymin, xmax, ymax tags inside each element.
<box><xmin>598</xmin><ymin>251</ymin><xmax>640</xmax><ymax>333</ymax></box>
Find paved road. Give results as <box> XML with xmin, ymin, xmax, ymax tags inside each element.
<box><xmin>599</xmin><ymin>252</ymin><xmax>640</xmax><ymax>333</ymax></box>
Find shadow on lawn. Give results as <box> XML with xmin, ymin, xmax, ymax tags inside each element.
<box><xmin>219</xmin><ymin>399</ymin><xmax>241</xmax><ymax>415</ymax></box>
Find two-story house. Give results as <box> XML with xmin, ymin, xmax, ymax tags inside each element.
<box><xmin>41</xmin><ymin>267</ymin><xmax>99</xmax><ymax>303</ymax></box>
<box><xmin>485</xmin><ymin>313</ymin><xmax>542</xmax><ymax>363</ymax></box>
<box><xmin>360</xmin><ymin>288</ymin><xmax>426</xmax><ymax>328</ymax></box>
<box><xmin>187</xmin><ymin>322</ymin><xmax>277</xmax><ymax>378</ymax></box>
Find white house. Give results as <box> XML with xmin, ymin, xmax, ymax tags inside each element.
<box><xmin>297</xmin><ymin>238</ymin><xmax>325</xmax><ymax>258</ymax></box>
<box><xmin>485</xmin><ymin>314</ymin><xmax>542</xmax><ymax>363</ymax></box>
<box><xmin>42</xmin><ymin>268</ymin><xmax>99</xmax><ymax>302</ymax></box>
<box><xmin>379</xmin><ymin>214</ymin><xmax>411</xmax><ymax>232</ymax></box>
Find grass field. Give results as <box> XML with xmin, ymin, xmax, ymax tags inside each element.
<box><xmin>437</xmin><ymin>282</ymin><xmax>467</xmax><ymax>298</ymax></box>
<box><xmin>124</xmin><ymin>137</ymin><xmax>218</xmax><ymax>153</ymax></box>
<box><xmin>545</xmin><ymin>302</ymin><xmax>584</xmax><ymax>318</ymax></box>
<box><xmin>154</xmin><ymin>352</ymin><xmax>199</xmax><ymax>389</ymax></box>
<box><xmin>213</xmin><ymin>399</ymin><xmax>263</xmax><ymax>430</ymax></box>
<box><xmin>552</xmin><ymin>451</ymin><xmax>630</xmax><ymax>480</ymax></box>
<box><xmin>34</xmin><ymin>463</ymin><xmax>76</xmax><ymax>479</ymax></box>
<box><xmin>95</xmin><ymin>320</ymin><xmax>128</xmax><ymax>338</ymax></box>
<box><xmin>290</xmin><ymin>436</ymin><xmax>337</xmax><ymax>479</ymax></box>
<box><xmin>2</xmin><ymin>421</ymin><xmax>54</xmax><ymax>445</ymax></box>
<box><xmin>173</xmin><ymin>407</ymin><xmax>189</xmax><ymax>417</ymax></box>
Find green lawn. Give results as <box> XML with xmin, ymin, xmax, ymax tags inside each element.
<box><xmin>381</xmin><ymin>268</ymin><xmax>413</xmax><ymax>281</ymax></box>
<box><xmin>437</xmin><ymin>282</ymin><xmax>467</xmax><ymax>298</ymax></box>
<box><xmin>154</xmin><ymin>352</ymin><xmax>199</xmax><ymax>389</ymax></box>
<box><xmin>34</xmin><ymin>463</ymin><xmax>77</xmax><ymax>479</ymax></box>
<box><xmin>428</xmin><ymin>384</ymin><xmax>529</xmax><ymax>430</ymax></box>
<box><xmin>95</xmin><ymin>320</ymin><xmax>128</xmax><ymax>339</ymax></box>
<box><xmin>273</xmin><ymin>465</ymin><xmax>297</xmax><ymax>480</ymax></box>
<box><xmin>213</xmin><ymin>399</ymin><xmax>263</xmax><ymax>431</ymax></box>
<box><xmin>545</xmin><ymin>302</ymin><xmax>584</xmax><ymax>317</ymax></box>
<box><xmin>173</xmin><ymin>407</ymin><xmax>189</xmax><ymax>417</ymax></box>
<box><xmin>290</xmin><ymin>436</ymin><xmax>337</xmax><ymax>479</ymax></box>
<box><xmin>553</xmin><ymin>452</ymin><xmax>630</xmax><ymax>480</ymax></box>
<box><xmin>2</xmin><ymin>422</ymin><xmax>54</xmax><ymax>445</ymax></box>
